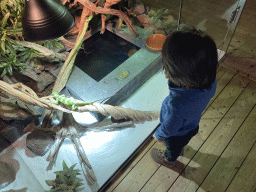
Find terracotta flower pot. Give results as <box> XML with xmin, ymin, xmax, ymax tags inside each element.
<box><xmin>146</xmin><ymin>34</ymin><xmax>167</xmax><ymax>51</ymax></box>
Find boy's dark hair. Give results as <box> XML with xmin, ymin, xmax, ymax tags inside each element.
<box><xmin>162</xmin><ymin>24</ymin><xmax>218</xmax><ymax>90</ymax></box>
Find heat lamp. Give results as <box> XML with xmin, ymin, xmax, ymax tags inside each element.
<box><xmin>22</xmin><ymin>0</ymin><xmax>75</xmax><ymax>42</ymax></box>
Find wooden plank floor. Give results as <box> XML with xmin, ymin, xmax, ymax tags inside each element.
<box><xmin>104</xmin><ymin>0</ymin><xmax>256</xmax><ymax>191</ymax></box>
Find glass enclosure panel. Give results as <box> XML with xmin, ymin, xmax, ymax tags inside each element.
<box><xmin>140</xmin><ymin>0</ymin><xmax>247</xmax><ymax>58</ymax></box>
<box><xmin>75</xmin><ymin>30</ymin><xmax>140</xmax><ymax>82</ymax></box>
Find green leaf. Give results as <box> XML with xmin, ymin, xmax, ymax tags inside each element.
<box><xmin>0</xmin><ymin>63</ymin><xmax>7</xmax><ymax>68</ymax></box>
<box><xmin>7</xmin><ymin>63</ymin><xmax>12</xmax><ymax>75</ymax></box>
<box><xmin>55</xmin><ymin>178</ymin><xmax>61</xmax><ymax>185</ymax></box>
<box><xmin>5</xmin><ymin>41</ymin><xmax>17</xmax><ymax>56</ymax></box>
<box><xmin>43</xmin><ymin>41</ymin><xmax>51</xmax><ymax>48</ymax></box>
<box><xmin>69</xmin><ymin>163</ymin><xmax>77</xmax><ymax>171</ymax></box>
<box><xmin>62</xmin><ymin>161</ymin><xmax>69</xmax><ymax>171</ymax></box>
<box><xmin>1</xmin><ymin>67</ymin><xmax>7</xmax><ymax>77</ymax></box>
<box><xmin>1</xmin><ymin>40</ymin><xmax>6</xmax><ymax>53</ymax></box>
<box><xmin>150</xmin><ymin>9</ymin><xmax>157</xmax><ymax>16</ymax></box>
<box><xmin>9</xmin><ymin>0</ymin><xmax>16</xmax><ymax>11</ymax></box>
<box><xmin>5</xmin><ymin>36</ymin><xmax>16</xmax><ymax>44</ymax></box>
<box><xmin>29</xmin><ymin>52</ymin><xmax>33</xmax><ymax>59</ymax></box>
<box><xmin>71</xmin><ymin>170</ymin><xmax>80</xmax><ymax>176</ymax></box>
<box><xmin>12</xmin><ymin>56</ymin><xmax>17</xmax><ymax>63</ymax></box>
<box><xmin>0</xmin><ymin>56</ymin><xmax>8</xmax><ymax>62</ymax></box>
<box><xmin>1</xmin><ymin>0</ymin><xmax>8</xmax><ymax>11</ymax></box>
<box><xmin>68</xmin><ymin>171</ymin><xmax>76</xmax><ymax>184</ymax></box>
<box><xmin>72</xmin><ymin>182</ymin><xmax>84</xmax><ymax>189</ymax></box>
<box><xmin>56</xmin><ymin>41</ymin><xmax>65</xmax><ymax>49</ymax></box>
<box><xmin>1</xmin><ymin>12</ymin><xmax>10</xmax><ymax>28</ymax></box>
<box><xmin>106</xmin><ymin>14</ymin><xmax>112</xmax><ymax>20</ymax></box>
<box><xmin>59</xmin><ymin>183</ymin><xmax>68</xmax><ymax>189</ymax></box>
<box><xmin>17</xmin><ymin>51</ymin><xmax>28</xmax><ymax>57</ymax></box>
<box><xmin>16</xmin><ymin>46</ymin><xmax>27</xmax><ymax>51</ymax></box>
<box><xmin>18</xmin><ymin>66</ymin><xmax>25</xmax><ymax>72</ymax></box>
<box><xmin>59</xmin><ymin>173</ymin><xmax>65</xmax><ymax>183</ymax></box>
<box><xmin>14</xmin><ymin>62</ymin><xmax>27</xmax><ymax>67</ymax></box>
<box><xmin>13</xmin><ymin>18</ymin><xmax>18</xmax><ymax>29</ymax></box>
<box><xmin>59</xmin><ymin>173</ymin><xmax>68</xmax><ymax>184</ymax></box>
<box><xmin>50</xmin><ymin>57</ymin><xmax>61</xmax><ymax>63</ymax></box>
<box><xmin>45</xmin><ymin>180</ymin><xmax>55</xmax><ymax>186</ymax></box>
<box><xmin>49</xmin><ymin>187</ymin><xmax>62</xmax><ymax>192</ymax></box>
<box><xmin>51</xmin><ymin>40</ymin><xmax>64</xmax><ymax>49</ymax></box>
<box><xmin>33</xmin><ymin>49</ymin><xmax>42</xmax><ymax>55</ymax></box>
<box><xmin>54</xmin><ymin>171</ymin><xmax>63</xmax><ymax>175</ymax></box>
<box><xmin>22</xmin><ymin>51</ymin><xmax>32</xmax><ymax>60</ymax></box>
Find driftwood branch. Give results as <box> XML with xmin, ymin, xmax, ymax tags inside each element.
<box><xmin>15</xmin><ymin>40</ymin><xmax>67</xmax><ymax>61</ymax></box>
<box><xmin>68</xmin><ymin>0</ymin><xmax>138</xmax><ymax>37</ymax></box>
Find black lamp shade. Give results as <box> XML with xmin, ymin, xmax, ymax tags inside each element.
<box><xmin>22</xmin><ymin>0</ymin><xmax>75</xmax><ymax>42</ymax></box>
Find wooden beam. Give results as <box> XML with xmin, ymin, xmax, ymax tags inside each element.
<box><xmin>198</xmin><ymin>93</ymin><xmax>256</xmax><ymax>191</ymax></box>
<box><xmin>226</xmin><ymin>141</ymin><xmax>256</xmax><ymax>192</ymax></box>
<box><xmin>105</xmin><ymin>138</ymin><xmax>157</xmax><ymax>191</ymax></box>
<box><xmin>112</xmin><ymin>141</ymin><xmax>165</xmax><ymax>191</ymax></box>
<box><xmin>202</xmin><ymin>67</ymin><xmax>237</xmax><ymax>116</ymax></box>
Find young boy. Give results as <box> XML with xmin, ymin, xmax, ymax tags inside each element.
<box><xmin>151</xmin><ymin>24</ymin><xmax>218</xmax><ymax>168</ymax></box>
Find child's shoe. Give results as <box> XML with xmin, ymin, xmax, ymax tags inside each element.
<box><xmin>150</xmin><ymin>148</ymin><xmax>175</xmax><ymax>169</ymax></box>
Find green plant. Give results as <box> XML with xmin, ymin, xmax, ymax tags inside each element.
<box><xmin>0</xmin><ymin>53</ymin><xmax>26</xmax><ymax>77</ymax></box>
<box><xmin>149</xmin><ymin>8</ymin><xmax>169</xmax><ymax>21</ymax></box>
<box><xmin>45</xmin><ymin>161</ymin><xmax>84</xmax><ymax>192</ymax></box>
<box><xmin>38</xmin><ymin>40</ymin><xmax>65</xmax><ymax>51</ymax></box>
<box><xmin>0</xmin><ymin>0</ymin><xmax>64</xmax><ymax>78</ymax></box>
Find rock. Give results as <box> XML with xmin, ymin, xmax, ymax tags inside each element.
<box><xmin>144</xmin><ymin>5</ymin><xmax>150</xmax><ymax>15</ymax></box>
<box><xmin>0</xmin><ymin>91</ymin><xmax>41</xmax><ymax>121</ymax></box>
<box><xmin>127</xmin><ymin>49</ymin><xmax>137</xmax><ymax>57</ymax></box>
<box><xmin>148</xmin><ymin>9</ymin><xmax>157</xmax><ymax>17</ymax></box>
<box><xmin>154</xmin><ymin>28</ymin><xmax>166</xmax><ymax>35</ymax></box>
<box><xmin>133</xmin><ymin>4</ymin><xmax>145</xmax><ymax>15</ymax></box>
<box><xmin>137</xmin><ymin>14</ymin><xmax>153</xmax><ymax>27</ymax></box>
<box><xmin>154</xmin><ymin>28</ymin><xmax>167</xmax><ymax>35</ymax></box>
<box><xmin>36</xmin><ymin>72</ymin><xmax>55</xmax><ymax>92</ymax></box>
<box><xmin>165</xmin><ymin>22</ymin><xmax>179</xmax><ymax>34</ymax></box>
<box><xmin>33</xmin><ymin>63</ymin><xmax>45</xmax><ymax>74</ymax></box>
<box><xmin>162</xmin><ymin>15</ymin><xmax>175</xmax><ymax>25</ymax></box>
<box><xmin>144</xmin><ymin>26</ymin><xmax>156</xmax><ymax>34</ymax></box>
<box><xmin>20</xmin><ymin>63</ymin><xmax>55</xmax><ymax>93</ymax></box>
<box><xmin>26</xmin><ymin>129</ymin><xmax>55</xmax><ymax>156</ymax></box>
<box><xmin>155</xmin><ymin>19</ymin><xmax>163</xmax><ymax>28</ymax></box>
<box><xmin>41</xmin><ymin>60</ymin><xmax>60</xmax><ymax>72</ymax></box>
<box><xmin>0</xmin><ymin>118</ymin><xmax>7</xmax><ymax>130</ymax></box>
<box><xmin>0</xmin><ymin>101</ymin><xmax>26</xmax><ymax>121</ymax></box>
<box><xmin>0</xmin><ymin>161</ymin><xmax>16</xmax><ymax>190</ymax></box>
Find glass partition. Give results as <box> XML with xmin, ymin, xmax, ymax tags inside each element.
<box><xmin>140</xmin><ymin>0</ymin><xmax>247</xmax><ymax>61</ymax></box>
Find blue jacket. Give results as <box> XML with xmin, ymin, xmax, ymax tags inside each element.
<box><xmin>154</xmin><ymin>78</ymin><xmax>217</xmax><ymax>140</ymax></box>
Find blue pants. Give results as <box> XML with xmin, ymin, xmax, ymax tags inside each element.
<box><xmin>163</xmin><ymin>126</ymin><xmax>199</xmax><ymax>162</ymax></box>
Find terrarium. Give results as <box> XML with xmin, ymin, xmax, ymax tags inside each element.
<box><xmin>62</xmin><ymin>0</ymin><xmax>246</xmax><ymax>118</ymax></box>
<box><xmin>170</xmin><ymin>0</ymin><xmax>247</xmax><ymax>60</ymax></box>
